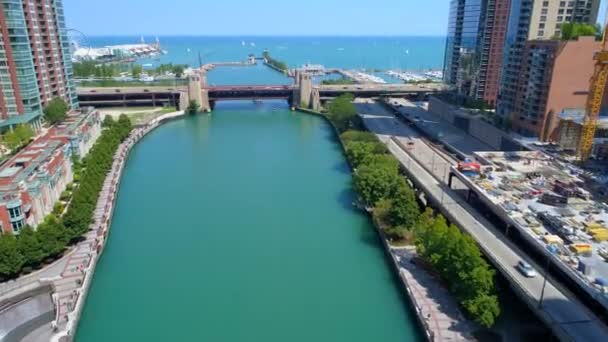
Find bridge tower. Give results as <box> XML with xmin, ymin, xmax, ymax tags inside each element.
<box><xmin>187</xmin><ymin>71</ymin><xmax>211</xmax><ymax>112</ymax></box>
<box><xmin>294</xmin><ymin>72</ymin><xmax>313</xmax><ymax>108</ymax></box>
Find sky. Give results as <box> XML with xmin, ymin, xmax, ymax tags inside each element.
<box><xmin>63</xmin><ymin>0</ymin><xmax>450</xmax><ymax>36</ymax></box>
<box><xmin>64</xmin><ymin>0</ymin><xmax>608</xmax><ymax>37</ymax></box>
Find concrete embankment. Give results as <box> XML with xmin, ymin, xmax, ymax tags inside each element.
<box><xmin>51</xmin><ymin>111</ymin><xmax>186</xmax><ymax>342</ymax></box>
<box><xmin>0</xmin><ymin>282</ymin><xmax>56</xmax><ymax>342</ymax></box>
<box><xmin>298</xmin><ymin>107</ymin><xmax>442</xmax><ymax>341</ymax></box>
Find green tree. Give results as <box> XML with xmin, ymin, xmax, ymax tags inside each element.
<box><xmin>44</xmin><ymin>97</ymin><xmax>69</xmax><ymax>124</ymax></box>
<box><xmin>132</xmin><ymin>64</ymin><xmax>143</xmax><ymax>78</ymax></box>
<box><xmin>354</xmin><ymin>162</ymin><xmax>400</xmax><ymax>205</ymax></box>
<box><xmin>37</xmin><ymin>215</ymin><xmax>68</xmax><ymax>257</ymax></box>
<box><xmin>340</xmin><ymin>130</ymin><xmax>379</xmax><ymax>144</ymax></box>
<box><xmin>0</xmin><ymin>234</ymin><xmax>25</xmax><ymax>278</ymax></box>
<box><xmin>328</xmin><ymin>94</ymin><xmax>357</xmax><ymax>132</ymax></box>
<box><xmin>2</xmin><ymin>130</ymin><xmax>21</xmax><ymax>150</ymax></box>
<box><xmin>14</xmin><ymin>124</ymin><xmax>34</xmax><ymax>144</ymax></box>
<box><xmin>103</xmin><ymin>115</ymin><xmax>115</xmax><ymax>127</ymax></box>
<box><xmin>345</xmin><ymin>141</ymin><xmax>377</xmax><ymax>167</ymax></box>
<box><xmin>186</xmin><ymin>100</ymin><xmax>199</xmax><ymax>115</ymax></box>
<box><xmin>17</xmin><ymin>226</ymin><xmax>43</xmax><ymax>266</ymax></box>
<box><xmin>386</xmin><ymin>180</ymin><xmax>419</xmax><ymax>228</ymax></box>
<box><xmin>560</xmin><ymin>22</ymin><xmax>600</xmax><ymax>40</ymax></box>
<box><xmin>172</xmin><ymin>65</ymin><xmax>185</xmax><ymax>78</ymax></box>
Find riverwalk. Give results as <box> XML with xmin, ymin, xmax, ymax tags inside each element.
<box><xmin>0</xmin><ymin>110</ymin><xmax>185</xmax><ymax>342</ymax></box>
<box><xmin>51</xmin><ymin>110</ymin><xmax>185</xmax><ymax>341</ymax></box>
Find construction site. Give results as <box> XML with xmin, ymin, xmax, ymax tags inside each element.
<box><xmin>451</xmin><ymin>150</ymin><xmax>608</xmax><ymax>313</ymax></box>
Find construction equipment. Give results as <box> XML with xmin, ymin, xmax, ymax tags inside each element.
<box><xmin>578</xmin><ymin>26</ymin><xmax>608</xmax><ymax>161</ymax></box>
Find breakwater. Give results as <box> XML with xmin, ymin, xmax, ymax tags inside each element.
<box><xmin>51</xmin><ymin>111</ymin><xmax>185</xmax><ymax>342</ymax></box>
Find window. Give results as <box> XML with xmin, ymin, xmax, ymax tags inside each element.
<box><xmin>558</xmin><ymin>8</ymin><xmax>564</xmax><ymax>14</ymax></box>
<box><xmin>540</xmin><ymin>15</ymin><xmax>547</xmax><ymax>22</ymax></box>
<box><xmin>560</xmin><ymin>1</ymin><xmax>566</xmax><ymax>6</ymax></box>
<box><xmin>539</xmin><ymin>23</ymin><xmax>545</xmax><ymax>29</ymax></box>
<box><xmin>8</xmin><ymin>206</ymin><xmax>22</xmax><ymax>219</ymax></box>
<box><xmin>11</xmin><ymin>220</ymin><xmax>24</xmax><ymax>233</ymax></box>
<box><xmin>543</xmin><ymin>1</ymin><xmax>549</xmax><ymax>6</ymax></box>
<box><xmin>557</xmin><ymin>16</ymin><xmax>563</xmax><ymax>21</ymax></box>
<box><xmin>542</xmin><ymin>8</ymin><xmax>548</xmax><ymax>14</ymax></box>
<box><xmin>538</xmin><ymin>30</ymin><xmax>545</xmax><ymax>36</ymax></box>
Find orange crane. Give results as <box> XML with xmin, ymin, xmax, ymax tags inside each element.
<box><xmin>578</xmin><ymin>26</ymin><xmax>608</xmax><ymax>161</ymax></box>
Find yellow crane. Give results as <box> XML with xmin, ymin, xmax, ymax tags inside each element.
<box><xmin>578</xmin><ymin>27</ymin><xmax>608</xmax><ymax>161</ymax></box>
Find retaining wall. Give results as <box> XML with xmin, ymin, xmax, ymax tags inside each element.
<box><xmin>51</xmin><ymin>111</ymin><xmax>186</xmax><ymax>342</ymax></box>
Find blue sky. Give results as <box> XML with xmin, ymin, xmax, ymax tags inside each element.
<box><xmin>63</xmin><ymin>0</ymin><xmax>450</xmax><ymax>36</ymax></box>
<box><xmin>65</xmin><ymin>0</ymin><xmax>608</xmax><ymax>37</ymax></box>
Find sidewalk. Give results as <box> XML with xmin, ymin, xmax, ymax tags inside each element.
<box><xmin>392</xmin><ymin>247</ymin><xmax>474</xmax><ymax>341</ymax></box>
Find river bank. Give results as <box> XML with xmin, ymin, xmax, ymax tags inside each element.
<box><xmin>48</xmin><ymin>110</ymin><xmax>185</xmax><ymax>341</ymax></box>
<box><xmin>297</xmin><ymin>107</ymin><xmax>473</xmax><ymax>341</ymax></box>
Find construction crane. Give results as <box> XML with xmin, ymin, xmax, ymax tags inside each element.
<box><xmin>578</xmin><ymin>25</ymin><xmax>608</xmax><ymax>161</ymax></box>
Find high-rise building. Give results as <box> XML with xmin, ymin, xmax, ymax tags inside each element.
<box><xmin>474</xmin><ymin>0</ymin><xmax>511</xmax><ymax>106</ymax></box>
<box><xmin>510</xmin><ymin>36</ymin><xmax>599</xmax><ymax>139</ymax></box>
<box><xmin>443</xmin><ymin>0</ymin><xmax>488</xmax><ymax>96</ymax></box>
<box><xmin>497</xmin><ymin>0</ymin><xmax>600</xmax><ymax>120</ymax></box>
<box><xmin>0</xmin><ymin>0</ymin><xmax>78</xmax><ymax>131</ymax></box>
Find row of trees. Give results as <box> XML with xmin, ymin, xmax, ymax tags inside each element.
<box><xmin>74</xmin><ymin>61</ymin><xmax>187</xmax><ymax>79</ymax></box>
<box><xmin>325</xmin><ymin>94</ymin><xmax>500</xmax><ymax>328</ymax></box>
<box><xmin>560</xmin><ymin>22</ymin><xmax>601</xmax><ymax>40</ymax></box>
<box><xmin>0</xmin><ymin>116</ymin><xmax>133</xmax><ymax>280</ymax></box>
<box><xmin>63</xmin><ymin>115</ymin><xmax>132</xmax><ymax>238</ymax></box>
<box><xmin>321</xmin><ymin>78</ymin><xmax>355</xmax><ymax>85</ymax></box>
<box><xmin>262</xmin><ymin>51</ymin><xmax>288</xmax><ymax>72</ymax></box>
<box><xmin>415</xmin><ymin>209</ymin><xmax>500</xmax><ymax>328</ymax></box>
<box><xmin>74</xmin><ymin>61</ymin><xmax>122</xmax><ymax>78</ymax></box>
<box><xmin>1</xmin><ymin>124</ymin><xmax>34</xmax><ymax>151</ymax></box>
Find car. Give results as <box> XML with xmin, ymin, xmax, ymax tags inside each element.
<box><xmin>516</xmin><ymin>261</ymin><xmax>537</xmax><ymax>278</ymax></box>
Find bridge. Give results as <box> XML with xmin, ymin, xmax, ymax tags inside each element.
<box><xmin>77</xmin><ymin>68</ymin><xmax>446</xmax><ymax>111</ymax></box>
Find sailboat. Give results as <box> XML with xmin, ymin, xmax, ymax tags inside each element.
<box><xmin>250</xmin><ymin>42</ymin><xmax>256</xmax><ymax>47</ymax></box>
<box><xmin>241</xmin><ymin>41</ymin><xmax>246</xmax><ymax>46</ymax></box>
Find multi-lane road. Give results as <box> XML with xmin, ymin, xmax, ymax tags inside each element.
<box><xmin>355</xmin><ymin>100</ymin><xmax>608</xmax><ymax>341</ymax></box>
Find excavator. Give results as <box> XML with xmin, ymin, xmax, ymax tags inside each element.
<box><xmin>577</xmin><ymin>23</ymin><xmax>608</xmax><ymax>162</ymax></box>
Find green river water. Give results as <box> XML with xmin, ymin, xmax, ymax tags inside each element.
<box><xmin>75</xmin><ymin>101</ymin><xmax>423</xmax><ymax>341</ymax></box>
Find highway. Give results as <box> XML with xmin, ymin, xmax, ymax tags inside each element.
<box><xmin>356</xmin><ymin>100</ymin><xmax>608</xmax><ymax>341</ymax></box>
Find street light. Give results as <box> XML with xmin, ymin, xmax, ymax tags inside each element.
<box><xmin>538</xmin><ymin>255</ymin><xmax>552</xmax><ymax>309</ymax></box>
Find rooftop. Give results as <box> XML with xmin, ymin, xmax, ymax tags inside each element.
<box><xmin>458</xmin><ymin>150</ymin><xmax>608</xmax><ymax>302</ymax></box>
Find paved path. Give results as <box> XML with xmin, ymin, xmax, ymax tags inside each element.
<box><xmin>392</xmin><ymin>246</ymin><xmax>474</xmax><ymax>341</ymax></box>
<box><xmin>358</xmin><ymin>101</ymin><xmax>608</xmax><ymax>341</ymax></box>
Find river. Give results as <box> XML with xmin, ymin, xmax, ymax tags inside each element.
<box><xmin>75</xmin><ymin>100</ymin><xmax>423</xmax><ymax>341</ymax></box>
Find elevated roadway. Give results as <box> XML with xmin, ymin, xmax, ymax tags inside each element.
<box><xmin>357</xmin><ymin>101</ymin><xmax>608</xmax><ymax>341</ymax></box>
<box><xmin>76</xmin><ymin>82</ymin><xmax>446</xmax><ymax>108</ymax></box>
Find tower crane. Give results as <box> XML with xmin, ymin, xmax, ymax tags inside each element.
<box><xmin>578</xmin><ymin>25</ymin><xmax>608</xmax><ymax>161</ymax></box>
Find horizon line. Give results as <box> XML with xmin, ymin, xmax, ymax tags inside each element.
<box><xmin>77</xmin><ymin>34</ymin><xmax>448</xmax><ymax>38</ymax></box>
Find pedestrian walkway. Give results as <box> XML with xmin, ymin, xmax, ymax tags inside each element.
<box><xmin>392</xmin><ymin>247</ymin><xmax>474</xmax><ymax>341</ymax></box>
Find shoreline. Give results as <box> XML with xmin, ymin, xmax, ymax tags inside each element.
<box><xmin>50</xmin><ymin>110</ymin><xmax>186</xmax><ymax>341</ymax></box>
<box><xmin>298</xmin><ymin>106</ymin><xmax>476</xmax><ymax>341</ymax></box>
<box><xmin>297</xmin><ymin>107</ymin><xmax>436</xmax><ymax>341</ymax></box>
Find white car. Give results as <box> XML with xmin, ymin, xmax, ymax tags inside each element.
<box><xmin>516</xmin><ymin>261</ymin><xmax>537</xmax><ymax>278</ymax></box>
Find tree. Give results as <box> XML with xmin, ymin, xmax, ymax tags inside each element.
<box><xmin>386</xmin><ymin>180</ymin><xmax>419</xmax><ymax>228</ymax></box>
<box><xmin>354</xmin><ymin>162</ymin><xmax>400</xmax><ymax>205</ymax></box>
<box><xmin>14</xmin><ymin>124</ymin><xmax>34</xmax><ymax>144</ymax></box>
<box><xmin>103</xmin><ymin>115</ymin><xmax>115</xmax><ymax>127</ymax></box>
<box><xmin>17</xmin><ymin>226</ymin><xmax>43</xmax><ymax>266</ymax></box>
<box><xmin>172</xmin><ymin>65</ymin><xmax>185</xmax><ymax>78</ymax></box>
<box><xmin>186</xmin><ymin>100</ymin><xmax>199</xmax><ymax>115</ymax></box>
<box><xmin>44</xmin><ymin>97</ymin><xmax>69</xmax><ymax>124</ymax></box>
<box><xmin>37</xmin><ymin>215</ymin><xmax>68</xmax><ymax>257</ymax></box>
<box><xmin>345</xmin><ymin>141</ymin><xmax>377</xmax><ymax>167</ymax></box>
<box><xmin>132</xmin><ymin>64</ymin><xmax>143</xmax><ymax>78</ymax></box>
<box><xmin>2</xmin><ymin>130</ymin><xmax>21</xmax><ymax>150</ymax></box>
<box><xmin>328</xmin><ymin>94</ymin><xmax>357</xmax><ymax>132</ymax></box>
<box><xmin>560</xmin><ymin>22</ymin><xmax>600</xmax><ymax>40</ymax></box>
<box><xmin>0</xmin><ymin>234</ymin><xmax>25</xmax><ymax>278</ymax></box>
